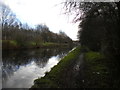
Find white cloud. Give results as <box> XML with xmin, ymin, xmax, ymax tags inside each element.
<box><xmin>3</xmin><ymin>0</ymin><xmax>79</xmax><ymax>40</ymax></box>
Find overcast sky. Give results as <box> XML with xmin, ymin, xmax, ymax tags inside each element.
<box><xmin>2</xmin><ymin>0</ymin><xmax>79</xmax><ymax>40</ymax></box>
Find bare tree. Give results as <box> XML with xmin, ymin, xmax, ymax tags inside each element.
<box><xmin>1</xmin><ymin>3</ymin><xmax>16</xmax><ymax>30</ymax></box>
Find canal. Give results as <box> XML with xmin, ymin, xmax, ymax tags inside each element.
<box><xmin>2</xmin><ymin>47</ymin><xmax>72</xmax><ymax>88</ymax></box>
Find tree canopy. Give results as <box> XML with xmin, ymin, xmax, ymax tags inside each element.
<box><xmin>64</xmin><ymin>1</ymin><xmax>120</xmax><ymax>58</ymax></box>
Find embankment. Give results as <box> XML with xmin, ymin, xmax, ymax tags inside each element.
<box><xmin>31</xmin><ymin>46</ymin><xmax>81</xmax><ymax>88</ymax></box>
<box><xmin>30</xmin><ymin>46</ymin><xmax>120</xmax><ymax>88</ymax></box>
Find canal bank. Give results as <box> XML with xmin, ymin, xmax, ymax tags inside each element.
<box><xmin>2</xmin><ymin>40</ymin><xmax>74</xmax><ymax>50</ymax></box>
<box><xmin>31</xmin><ymin>46</ymin><xmax>82</xmax><ymax>88</ymax></box>
<box><xmin>31</xmin><ymin>46</ymin><xmax>120</xmax><ymax>88</ymax></box>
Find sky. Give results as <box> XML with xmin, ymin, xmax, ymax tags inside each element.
<box><xmin>1</xmin><ymin>0</ymin><xmax>80</xmax><ymax>40</ymax></box>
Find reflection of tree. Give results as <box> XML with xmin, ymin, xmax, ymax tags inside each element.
<box><xmin>32</xmin><ymin>48</ymin><xmax>71</xmax><ymax>68</ymax></box>
<box><xmin>58</xmin><ymin>53</ymin><xmax>67</xmax><ymax>60</ymax></box>
<box><xmin>35</xmin><ymin>57</ymin><xmax>48</xmax><ymax>68</ymax></box>
<box><xmin>2</xmin><ymin>48</ymin><xmax>71</xmax><ymax>83</ymax></box>
<box><xmin>2</xmin><ymin>63</ymin><xmax>19</xmax><ymax>84</ymax></box>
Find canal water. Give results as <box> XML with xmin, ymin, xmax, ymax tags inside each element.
<box><xmin>2</xmin><ymin>48</ymin><xmax>72</xmax><ymax>88</ymax></box>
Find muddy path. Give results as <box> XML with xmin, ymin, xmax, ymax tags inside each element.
<box><xmin>61</xmin><ymin>53</ymin><xmax>84</xmax><ymax>88</ymax></box>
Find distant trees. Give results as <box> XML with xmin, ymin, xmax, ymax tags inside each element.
<box><xmin>2</xmin><ymin>23</ymin><xmax>72</xmax><ymax>46</ymax></box>
<box><xmin>1</xmin><ymin>3</ymin><xmax>72</xmax><ymax>47</ymax></box>
<box><xmin>58</xmin><ymin>30</ymin><xmax>72</xmax><ymax>43</ymax></box>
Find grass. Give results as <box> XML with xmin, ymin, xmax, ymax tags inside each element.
<box><xmin>85</xmin><ymin>51</ymin><xmax>104</xmax><ymax>61</ymax></box>
<box><xmin>2</xmin><ymin>40</ymin><xmax>17</xmax><ymax>46</ymax></box>
<box><xmin>42</xmin><ymin>42</ymin><xmax>56</xmax><ymax>46</ymax></box>
<box><xmin>42</xmin><ymin>42</ymin><xmax>69</xmax><ymax>48</ymax></box>
<box><xmin>2</xmin><ymin>40</ymin><xmax>18</xmax><ymax>49</ymax></box>
<box><xmin>2</xmin><ymin>40</ymin><xmax>71</xmax><ymax>50</ymax></box>
<box><xmin>31</xmin><ymin>47</ymin><xmax>112</xmax><ymax>88</ymax></box>
<box><xmin>83</xmin><ymin>51</ymin><xmax>111</xmax><ymax>88</ymax></box>
<box><xmin>29</xmin><ymin>42</ymin><xmax>36</xmax><ymax>46</ymax></box>
<box><xmin>9</xmin><ymin>40</ymin><xmax>17</xmax><ymax>46</ymax></box>
<box><xmin>31</xmin><ymin>46</ymin><xmax>81</xmax><ymax>88</ymax></box>
<box><xmin>85</xmin><ymin>51</ymin><xmax>105</xmax><ymax>65</ymax></box>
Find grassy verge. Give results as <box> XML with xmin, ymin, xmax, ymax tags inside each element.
<box><xmin>2</xmin><ymin>40</ymin><xmax>72</xmax><ymax>50</ymax></box>
<box><xmin>31</xmin><ymin>46</ymin><xmax>81</xmax><ymax>88</ymax></box>
<box><xmin>42</xmin><ymin>42</ymin><xmax>58</xmax><ymax>46</ymax></box>
<box><xmin>30</xmin><ymin>46</ymin><xmax>120</xmax><ymax>88</ymax></box>
<box><xmin>2</xmin><ymin>40</ymin><xmax>18</xmax><ymax>49</ymax></box>
<box><xmin>84</xmin><ymin>52</ymin><xmax>108</xmax><ymax>87</ymax></box>
<box><xmin>81</xmin><ymin>51</ymin><xmax>120</xmax><ymax>88</ymax></box>
<box><xmin>41</xmin><ymin>42</ymin><xmax>68</xmax><ymax>48</ymax></box>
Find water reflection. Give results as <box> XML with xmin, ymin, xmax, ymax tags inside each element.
<box><xmin>2</xmin><ymin>48</ymin><xmax>71</xmax><ymax>88</ymax></box>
